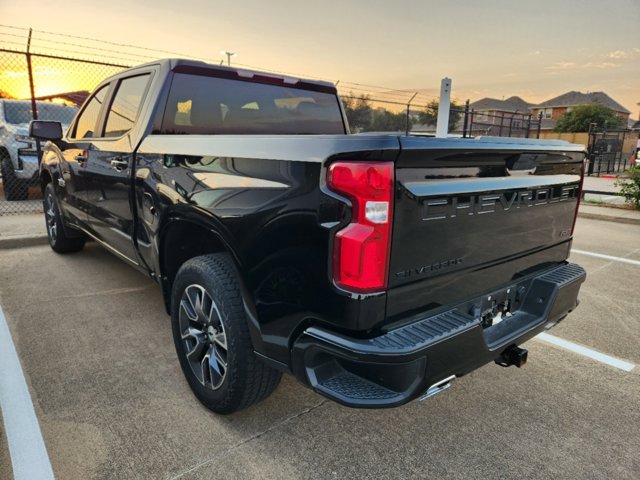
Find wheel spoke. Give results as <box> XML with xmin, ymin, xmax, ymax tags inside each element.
<box><xmin>180</xmin><ymin>299</ymin><xmax>197</xmax><ymax>322</ymax></box>
<box><xmin>212</xmin><ymin>331</ymin><xmax>227</xmax><ymax>350</ymax></box>
<box><xmin>185</xmin><ymin>288</ymin><xmax>200</xmax><ymax>318</ymax></box>
<box><xmin>207</xmin><ymin>345</ymin><xmax>226</xmax><ymax>388</ymax></box>
<box><xmin>213</xmin><ymin>345</ymin><xmax>227</xmax><ymax>372</ymax></box>
<box><xmin>182</xmin><ymin>327</ymin><xmax>207</xmax><ymax>362</ymax></box>
<box><xmin>200</xmin><ymin>348</ymin><xmax>211</xmax><ymax>386</ymax></box>
<box><xmin>207</xmin><ymin>301</ymin><xmax>221</xmax><ymax>325</ymax></box>
<box><xmin>179</xmin><ymin>283</ymin><xmax>228</xmax><ymax>390</ymax></box>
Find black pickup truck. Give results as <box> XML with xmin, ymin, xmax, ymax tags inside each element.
<box><xmin>31</xmin><ymin>59</ymin><xmax>586</xmax><ymax>413</ymax></box>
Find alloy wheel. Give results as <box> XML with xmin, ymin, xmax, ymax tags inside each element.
<box><xmin>45</xmin><ymin>192</ymin><xmax>57</xmax><ymax>243</ymax></box>
<box><xmin>179</xmin><ymin>284</ymin><xmax>228</xmax><ymax>390</ymax></box>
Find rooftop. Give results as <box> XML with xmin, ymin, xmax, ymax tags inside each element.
<box><xmin>470</xmin><ymin>96</ymin><xmax>532</xmax><ymax>113</ymax></box>
<box><xmin>531</xmin><ymin>91</ymin><xmax>630</xmax><ymax>113</ymax></box>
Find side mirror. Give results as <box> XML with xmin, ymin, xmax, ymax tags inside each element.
<box><xmin>29</xmin><ymin>120</ymin><xmax>63</xmax><ymax>141</ymax></box>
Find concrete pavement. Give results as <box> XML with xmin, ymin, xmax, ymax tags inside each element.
<box><xmin>578</xmin><ymin>204</ymin><xmax>640</xmax><ymax>225</ymax></box>
<box><xmin>0</xmin><ymin>216</ymin><xmax>639</xmax><ymax>479</ymax></box>
<box><xmin>0</xmin><ymin>214</ymin><xmax>47</xmax><ymax>249</ymax></box>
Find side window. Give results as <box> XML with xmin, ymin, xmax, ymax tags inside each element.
<box><xmin>104</xmin><ymin>74</ymin><xmax>151</xmax><ymax>138</ymax></box>
<box><xmin>73</xmin><ymin>85</ymin><xmax>109</xmax><ymax>139</ymax></box>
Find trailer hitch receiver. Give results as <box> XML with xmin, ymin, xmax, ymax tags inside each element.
<box><xmin>495</xmin><ymin>345</ymin><xmax>528</xmax><ymax>368</ymax></box>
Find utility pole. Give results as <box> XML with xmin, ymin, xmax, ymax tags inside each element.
<box><xmin>220</xmin><ymin>51</ymin><xmax>236</xmax><ymax>66</ymax></box>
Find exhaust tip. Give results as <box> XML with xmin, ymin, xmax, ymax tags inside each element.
<box><xmin>419</xmin><ymin>375</ymin><xmax>456</xmax><ymax>401</ymax></box>
<box><xmin>495</xmin><ymin>345</ymin><xmax>528</xmax><ymax>368</ymax></box>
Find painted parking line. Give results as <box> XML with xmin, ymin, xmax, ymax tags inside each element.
<box><xmin>571</xmin><ymin>249</ymin><xmax>640</xmax><ymax>267</ymax></box>
<box><xmin>0</xmin><ymin>305</ymin><xmax>55</xmax><ymax>480</ymax></box>
<box><xmin>536</xmin><ymin>332</ymin><xmax>635</xmax><ymax>372</ymax></box>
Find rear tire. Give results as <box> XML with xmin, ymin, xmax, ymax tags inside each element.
<box><xmin>1</xmin><ymin>155</ymin><xmax>28</xmax><ymax>201</ymax></box>
<box><xmin>171</xmin><ymin>253</ymin><xmax>281</xmax><ymax>414</ymax></box>
<box><xmin>43</xmin><ymin>183</ymin><xmax>86</xmax><ymax>253</ymax></box>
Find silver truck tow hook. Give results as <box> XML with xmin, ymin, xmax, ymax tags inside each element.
<box><xmin>419</xmin><ymin>375</ymin><xmax>456</xmax><ymax>401</ymax></box>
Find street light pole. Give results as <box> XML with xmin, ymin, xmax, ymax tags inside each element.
<box><xmin>220</xmin><ymin>51</ymin><xmax>236</xmax><ymax>66</ymax></box>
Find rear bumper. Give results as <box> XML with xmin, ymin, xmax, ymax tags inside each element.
<box><xmin>291</xmin><ymin>262</ymin><xmax>586</xmax><ymax>408</ymax></box>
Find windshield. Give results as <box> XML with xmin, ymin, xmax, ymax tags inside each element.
<box><xmin>3</xmin><ymin>102</ymin><xmax>78</xmax><ymax>125</ymax></box>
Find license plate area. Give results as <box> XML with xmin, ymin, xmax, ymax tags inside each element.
<box><xmin>473</xmin><ymin>285</ymin><xmax>520</xmax><ymax>329</ymax></box>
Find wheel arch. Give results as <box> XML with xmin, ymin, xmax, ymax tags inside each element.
<box><xmin>157</xmin><ymin>216</ymin><xmax>266</xmax><ymax>354</ymax></box>
<box><xmin>158</xmin><ymin>216</ymin><xmax>245</xmax><ymax>307</ymax></box>
<box><xmin>40</xmin><ymin>168</ymin><xmax>52</xmax><ymax>191</ymax></box>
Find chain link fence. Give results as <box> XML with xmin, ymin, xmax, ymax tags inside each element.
<box><xmin>0</xmin><ymin>26</ymin><xmax>548</xmax><ymax>217</ymax></box>
<box><xmin>0</xmin><ymin>47</ymin><xmax>128</xmax><ymax>215</ymax></box>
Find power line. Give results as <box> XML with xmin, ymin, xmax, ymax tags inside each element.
<box><xmin>0</xmin><ymin>24</ymin><xmax>29</xmax><ymax>31</ymax></box>
<box><xmin>31</xmin><ymin>28</ymin><xmax>217</xmax><ymax>63</ymax></box>
<box><xmin>0</xmin><ymin>40</ymin><xmax>28</xmax><ymax>49</ymax></box>
<box><xmin>30</xmin><ymin>35</ymin><xmax>158</xmax><ymax>61</ymax></box>
<box><xmin>0</xmin><ymin>25</ymin><xmax>442</xmax><ymax>104</ymax></box>
<box><xmin>27</xmin><ymin>43</ymin><xmax>138</xmax><ymax>65</ymax></box>
<box><xmin>0</xmin><ymin>32</ymin><xmax>28</xmax><ymax>41</ymax></box>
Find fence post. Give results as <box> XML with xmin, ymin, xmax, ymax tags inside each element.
<box><xmin>536</xmin><ymin>112</ymin><xmax>542</xmax><ymax>139</ymax></box>
<box><xmin>26</xmin><ymin>28</ymin><xmax>42</xmax><ymax>162</ymax></box>
<box><xmin>619</xmin><ymin>129</ymin><xmax>627</xmax><ymax>171</ymax></box>
<box><xmin>462</xmin><ymin>99</ymin><xmax>469</xmax><ymax>138</ymax></box>
<box><xmin>507</xmin><ymin>113</ymin><xmax>514</xmax><ymax>137</ymax></box>
<box><xmin>435</xmin><ymin>77</ymin><xmax>451</xmax><ymax>138</ymax></box>
<box><xmin>525</xmin><ymin>114</ymin><xmax>531</xmax><ymax>138</ymax></box>
<box><xmin>405</xmin><ymin>92</ymin><xmax>418</xmax><ymax>136</ymax></box>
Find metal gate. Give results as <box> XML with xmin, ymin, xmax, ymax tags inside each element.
<box><xmin>587</xmin><ymin>129</ymin><xmax>628</xmax><ymax>176</ymax></box>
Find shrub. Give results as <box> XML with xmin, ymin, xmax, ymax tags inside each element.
<box><xmin>615</xmin><ymin>165</ymin><xmax>640</xmax><ymax>209</ymax></box>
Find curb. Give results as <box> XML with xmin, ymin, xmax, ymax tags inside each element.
<box><xmin>578</xmin><ymin>212</ymin><xmax>640</xmax><ymax>226</ymax></box>
<box><xmin>0</xmin><ymin>235</ymin><xmax>48</xmax><ymax>250</ymax></box>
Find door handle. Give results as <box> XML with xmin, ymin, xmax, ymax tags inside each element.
<box><xmin>110</xmin><ymin>158</ymin><xmax>129</xmax><ymax>170</ymax></box>
<box><xmin>74</xmin><ymin>154</ymin><xmax>87</xmax><ymax>162</ymax></box>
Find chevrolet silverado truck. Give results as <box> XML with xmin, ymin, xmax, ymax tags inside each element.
<box><xmin>31</xmin><ymin>59</ymin><xmax>586</xmax><ymax>414</ymax></box>
<box><xmin>0</xmin><ymin>99</ymin><xmax>77</xmax><ymax>200</ymax></box>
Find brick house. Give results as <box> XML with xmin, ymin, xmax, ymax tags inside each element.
<box><xmin>530</xmin><ymin>91</ymin><xmax>630</xmax><ymax>130</ymax></box>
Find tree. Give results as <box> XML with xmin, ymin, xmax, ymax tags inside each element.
<box><xmin>367</xmin><ymin>108</ymin><xmax>411</xmax><ymax>132</ymax></box>
<box><xmin>615</xmin><ymin>164</ymin><xmax>640</xmax><ymax>209</ymax></box>
<box><xmin>341</xmin><ymin>93</ymin><xmax>373</xmax><ymax>132</ymax></box>
<box><xmin>553</xmin><ymin>104</ymin><xmax>624</xmax><ymax>132</ymax></box>
<box><xmin>417</xmin><ymin>99</ymin><xmax>464</xmax><ymax>131</ymax></box>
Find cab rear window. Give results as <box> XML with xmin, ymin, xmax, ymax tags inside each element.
<box><xmin>159</xmin><ymin>73</ymin><xmax>344</xmax><ymax>135</ymax></box>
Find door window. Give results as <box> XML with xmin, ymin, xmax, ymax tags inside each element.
<box><xmin>73</xmin><ymin>85</ymin><xmax>109</xmax><ymax>139</ymax></box>
<box><xmin>104</xmin><ymin>74</ymin><xmax>151</xmax><ymax>138</ymax></box>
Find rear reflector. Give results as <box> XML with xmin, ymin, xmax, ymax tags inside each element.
<box><xmin>327</xmin><ymin>161</ymin><xmax>394</xmax><ymax>293</ymax></box>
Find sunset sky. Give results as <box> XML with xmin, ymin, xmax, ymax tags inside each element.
<box><xmin>1</xmin><ymin>0</ymin><xmax>639</xmax><ymax>116</ymax></box>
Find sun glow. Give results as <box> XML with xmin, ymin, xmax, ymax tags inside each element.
<box><xmin>0</xmin><ymin>56</ymin><xmax>124</xmax><ymax>102</ymax></box>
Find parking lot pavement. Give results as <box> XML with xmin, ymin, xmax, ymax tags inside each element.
<box><xmin>0</xmin><ymin>216</ymin><xmax>638</xmax><ymax>479</ymax></box>
<box><xmin>0</xmin><ymin>423</ymin><xmax>11</xmax><ymax>480</ymax></box>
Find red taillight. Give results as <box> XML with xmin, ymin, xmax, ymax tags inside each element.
<box><xmin>327</xmin><ymin>161</ymin><xmax>394</xmax><ymax>293</ymax></box>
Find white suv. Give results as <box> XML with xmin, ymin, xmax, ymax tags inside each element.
<box><xmin>0</xmin><ymin>100</ymin><xmax>77</xmax><ymax>200</ymax></box>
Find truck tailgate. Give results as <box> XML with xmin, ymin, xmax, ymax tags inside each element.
<box><xmin>387</xmin><ymin>136</ymin><xmax>585</xmax><ymax>319</ymax></box>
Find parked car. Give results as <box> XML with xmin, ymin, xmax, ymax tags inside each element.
<box><xmin>32</xmin><ymin>59</ymin><xmax>586</xmax><ymax>413</ymax></box>
<box><xmin>0</xmin><ymin>100</ymin><xmax>77</xmax><ymax>200</ymax></box>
